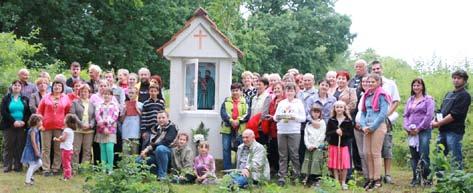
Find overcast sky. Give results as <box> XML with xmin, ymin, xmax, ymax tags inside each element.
<box><xmin>335</xmin><ymin>0</ymin><xmax>473</xmax><ymax>65</ymax></box>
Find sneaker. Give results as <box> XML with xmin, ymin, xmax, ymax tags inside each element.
<box><xmin>341</xmin><ymin>183</ymin><xmax>348</xmax><ymax>190</ymax></box>
<box><xmin>423</xmin><ymin>179</ymin><xmax>432</xmax><ymax>187</ymax></box>
<box><xmin>43</xmin><ymin>171</ymin><xmax>53</xmax><ymax>177</ymax></box>
<box><xmin>3</xmin><ymin>167</ymin><xmax>12</xmax><ymax>173</ymax></box>
<box><xmin>24</xmin><ymin>182</ymin><xmax>34</xmax><ymax>186</ymax></box>
<box><xmin>384</xmin><ymin>175</ymin><xmax>393</xmax><ymax>184</ymax></box>
<box><xmin>302</xmin><ymin>177</ymin><xmax>308</xmax><ymax>186</ymax></box>
<box><xmin>277</xmin><ymin>178</ymin><xmax>286</xmax><ymax>187</ymax></box>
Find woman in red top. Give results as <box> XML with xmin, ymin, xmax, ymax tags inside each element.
<box><xmin>262</xmin><ymin>82</ymin><xmax>285</xmax><ymax>176</ymax></box>
<box><xmin>37</xmin><ymin>80</ymin><xmax>72</xmax><ymax>176</ymax></box>
<box><xmin>67</xmin><ymin>80</ymin><xmax>83</xmax><ymax>101</ymax></box>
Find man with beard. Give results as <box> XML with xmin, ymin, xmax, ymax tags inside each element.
<box><xmin>137</xmin><ymin>68</ymin><xmax>151</xmax><ymax>103</ymax></box>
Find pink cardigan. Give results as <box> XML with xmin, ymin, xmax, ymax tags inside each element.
<box><xmin>37</xmin><ymin>93</ymin><xmax>72</xmax><ymax>130</ymax></box>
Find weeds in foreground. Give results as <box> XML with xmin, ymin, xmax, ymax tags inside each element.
<box><xmin>430</xmin><ymin>144</ymin><xmax>473</xmax><ymax>193</ymax></box>
<box><xmin>80</xmin><ymin>151</ymin><xmax>175</xmax><ymax>193</ymax></box>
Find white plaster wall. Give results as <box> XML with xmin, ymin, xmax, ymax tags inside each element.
<box><xmin>168</xmin><ymin>58</ymin><xmax>233</xmax><ymax>159</ymax></box>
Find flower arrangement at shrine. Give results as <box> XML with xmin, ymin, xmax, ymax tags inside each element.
<box><xmin>191</xmin><ymin>121</ymin><xmax>210</xmax><ymax>144</ymax></box>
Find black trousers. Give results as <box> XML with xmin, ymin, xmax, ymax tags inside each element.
<box><xmin>256</xmin><ymin>131</ymin><xmax>269</xmax><ymax>146</ymax></box>
<box><xmin>299</xmin><ymin>123</ymin><xmax>306</xmax><ymax>167</ymax></box>
<box><xmin>2</xmin><ymin>128</ymin><xmax>26</xmax><ymax>170</ymax></box>
<box><xmin>268</xmin><ymin>136</ymin><xmax>279</xmax><ymax>174</ymax></box>
<box><xmin>352</xmin><ymin>138</ymin><xmax>362</xmax><ymax>171</ymax></box>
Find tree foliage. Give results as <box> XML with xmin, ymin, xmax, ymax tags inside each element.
<box><xmin>0</xmin><ymin>31</ymin><xmax>43</xmax><ymax>95</ymax></box>
<box><xmin>0</xmin><ymin>0</ymin><xmax>354</xmax><ymax>85</ymax></box>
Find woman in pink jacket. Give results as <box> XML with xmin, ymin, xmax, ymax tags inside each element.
<box><xmin>37</xmin><ymin>80</ymin><xmax>72</xmax><ymax>176</ymax></box>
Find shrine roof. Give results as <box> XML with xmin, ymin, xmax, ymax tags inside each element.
<box><xmin>156</xmin><ymin>7</ymin><xmax>244</xmax><ymax>59</ymax></box>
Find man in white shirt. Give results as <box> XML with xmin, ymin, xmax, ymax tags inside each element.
<box><xmin>371</xmin><ymin>61</ymin><xmax>401</xmax><ymax>184</ymax></box>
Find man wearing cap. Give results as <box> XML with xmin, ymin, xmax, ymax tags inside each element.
<box><xmin>431</xmin><ymin>70</ymin><xmax>471</xmax><ymax>170</ymax></box>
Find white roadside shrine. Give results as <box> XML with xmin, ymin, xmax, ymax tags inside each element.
<box><xmin>157</xmin><ymin>8</ymin><xmax>243</xmax><ymax>159</ymax></box>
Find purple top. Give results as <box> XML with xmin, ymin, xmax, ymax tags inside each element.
<box><xmin>403</xmin><ymin>95</ymin><xmax>435</xmax><ymax>131</ymax></box>
<box><xmin>193</xmin><ymin>154</ymin><xmax>215</xmax><ymax>176</ymax></box>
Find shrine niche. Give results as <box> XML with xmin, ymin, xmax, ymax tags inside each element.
<box><xmin>157</xmin><ymin>7</ymin><xmax>243</xmax><ymax>159</ymax></box>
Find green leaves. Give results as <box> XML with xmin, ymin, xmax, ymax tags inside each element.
<box><xmin>81</xmin><ymin>152</ymin><xmax>176</xmax><ymax>193</ymax></box>
<box><xmin>0</xmin><ymin>0</ymin><xmax>354</xmax><ymax>86</ymax></box>
<box><xmin>235</xmin><ymin>0</ymin><xmax>354</xmax><ymax>78</ymax></box>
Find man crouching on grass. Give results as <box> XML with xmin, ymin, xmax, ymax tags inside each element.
<box><xmin>230</xmin><ymin>129</ymin><xmax>270</xmax><ymax>188</ymax></box>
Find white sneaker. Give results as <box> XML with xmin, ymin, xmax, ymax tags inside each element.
<box><xmin>341</xmin><ymin>183</ymin><xmax>348</xmax><ymax>190</ymax></box>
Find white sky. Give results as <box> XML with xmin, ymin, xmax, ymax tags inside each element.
<box><xmin>335</xmin><ymin>0</ymin><xmax>473</xmax><ymax>65</ymax></box>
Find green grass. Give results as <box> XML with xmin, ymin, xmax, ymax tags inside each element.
<box><xmin>0</xmin><ymin>166</ymin><xmax>432</xmax><ymax>193</ymax></box>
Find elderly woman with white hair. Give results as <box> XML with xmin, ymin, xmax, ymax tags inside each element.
<box><xmin>326</xmin><ymin>71</ymin><xmax>337</xmax><ymax>96</ymax></box>
<box><xmin>241</xmin><ymin>71</ymin><xmax>256</xmax><ymax>105</ymax></box>
<box><xmin>117</xmin><ymin>69</ymin><xmax>130</xmax><ymax>94</ymax></box>
<box><xmin>87</xmin><ymin>64</ymin><xmax>102</xmax><ymax>93</ymax></box>
<box><xmin>267</xmin><ymin>73</ymin><xmax>281</xmax><ymax>95</ymax></box>
<box><xmin>55</xmin><ymin>74</ymin><xmax>73</xmax><ymax>94</ymax></box>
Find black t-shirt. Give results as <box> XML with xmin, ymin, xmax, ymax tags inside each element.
<box><xmin>138</xmin><ymin>81</ymin><xmax>150</xmax><ymax>103</ymax></box>
<box><xmin>439</xmin><ymin>87</ymin><xmax>471</xmax><ymax>134</ymax></box>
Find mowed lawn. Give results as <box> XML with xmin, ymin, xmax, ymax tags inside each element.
<box><xmin>0</xmin><ymin>166</ymin><xmax>433</xmax><ymax>193</ymax></box>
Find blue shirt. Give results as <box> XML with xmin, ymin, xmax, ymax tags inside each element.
<box><xmin>9</xmin><ymin>96</ymin><xmax>24</xmax><ymax>121</ymax></box>
<box><xmin>360</xmin><ymin>93</ymin><xmax>389</xmax><ymax>132</ymax></box>
<box><xmin>305</xmin><ymin>93</ymin><xmax>336</xmax><ymax>123</ymax></box>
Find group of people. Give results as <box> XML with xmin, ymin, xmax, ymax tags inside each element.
<box><xmin>0</xmin><ymin>62</ymin><xmax>270</xmax><ymax>188</ymax></box>
<box><xmin>0</xmin><ymin>60</ymin><xmax>470</xmax><ymax>191</ymax></box>
<box><xmin>219</xmin><ymin>60</ymin><xmax>470</xmax><ymax>191</ymax></box>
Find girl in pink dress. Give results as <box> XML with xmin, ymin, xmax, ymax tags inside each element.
<box><xmin>326</xmin><ymin>101</ymin><xmax>354</xmax><ymax>190</ymax></box>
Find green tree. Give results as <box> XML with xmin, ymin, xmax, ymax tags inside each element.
<box><xmin>0</xmin><ymin>0</ymin><xmax>353</xmax><ymax>85</ymax></box>
<box><xmin>0</xmin><ymin>31</ymin><xmax>43</xmax><ymax>98</ymax></box>
<box><xmin>242</xmin><ymin>0</ymin><xmax>354</xmax><ymax>77</ymax></box>
<box><xmin>0</xmin><ymin>0</ymin><xmax>205</xmax><ymax>87</ymax></box>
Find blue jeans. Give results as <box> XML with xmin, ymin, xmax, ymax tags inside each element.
<box><xmin>437</xmin><ymin>131</ymin><xmax>463</xmax><ymax>170</ymax></box>
<box><xmin>135</xmin><ymin>145</ymin><xmax>171</xmax><ymax>178</ymax></box>
<box><xmin>135</xmin><ymin>154</ymin><xmax>158</xmax><ymax>176</ymax></box>
<box><xmin>222</xmin><ymin>133</ymin><xmax>241</xmax><ymax>170</ymax></box>
<box><xmin>154</xmin><ymin>145</ymin><xmax>171</xmax><ymax>178</ymax></box>
<box><xmin>410</xmin><ymin>129</ymin><xmax>431</xmax><ymax>179</ymax></box>
<box><xmin>231</xmin><ymin>173</ymin><xmax>249</xmax><ymax>188</ymax></box>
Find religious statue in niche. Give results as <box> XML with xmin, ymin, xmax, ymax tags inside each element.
<box><xmin>197</xmin><ymin>63</ymin><xmax>215</xmax><ymax>110</ymax></box>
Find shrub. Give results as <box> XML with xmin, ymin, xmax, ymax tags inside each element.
<box><xmin>431</xmin><ymin>145</ymin><xmax>473</xmax><ymax>193</ymax></box>
<box><xmin>81</xmin><ymin>152</ymin><xmax>175</xmax><ymax>193</ymax></box>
